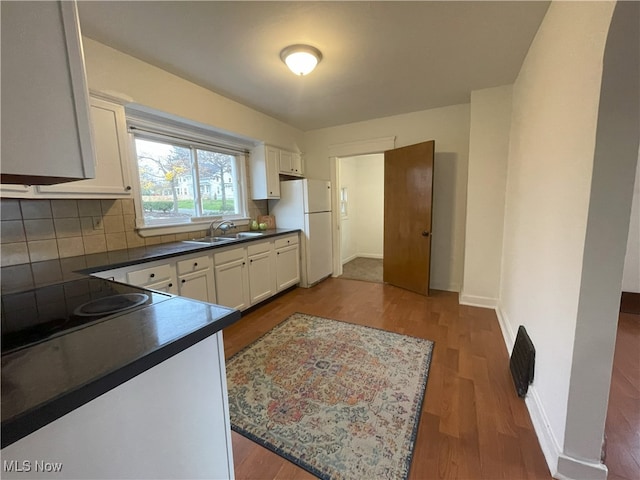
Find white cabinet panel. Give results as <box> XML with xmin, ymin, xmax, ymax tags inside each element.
<box><xmin>38</xmin><ymin>96</ymin><xmax>133</xmax><ymax>197</ymax></box>
<box><xmin>1</xmin><ymin>1</ymin><xmax>95</xmax><ymax>184</ymax></box>
<box><xmin>214</xmin><ymin>247</ymin><xmax>249</xmax><ymax>310</ymax></box>
<box><xmin>248</xmin><ymin>249</ymin><xmax>275</xmax><ymax>305</ymax></box>
<box><xmin>177</xmin><ymin>254</ymin><xmax>215</xmax><ymax>303</ymax></box>
<box><xmin>249</xmin><ymin>145</ymin><xmax>280</xmax><ymax>200</ymax></box>
<box><xmin>125</xmin><ymin>262</ymin><xmax>178</xmax><ymax>295</ymax></box>
<box><xmin>179</xmin><ymin>270</ymin><xmax>213</xmax><ymax>303</ymax></box>
<box><xmin>276</xmin><ymin>243</ymin><xmax>300</xmax><ymax>291</ymax></box>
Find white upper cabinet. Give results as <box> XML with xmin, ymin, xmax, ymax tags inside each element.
<box><xmin>279</xmin><ymin>150</ymin><xmax>303</xmax><ymax>177</ymax></box>
<box><xmin>250</xmin><ymin>145</ymin><xmax>281</xmax><ymax>200</ymax></box>
<box><xmin>38</xmin><ymin>95</ymin><xmax>133</xmax><ymax>197</ymax></box>
<box><xmin>250</xmin><ymin>145</ymin><xmax>304</xmax><ymax>199</ymax></box>
<box><xmin>0</xmin><ymin>1</ymin><xmax>95</xmax><ymax>185</ymax></box>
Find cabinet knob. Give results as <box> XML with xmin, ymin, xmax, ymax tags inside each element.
<box><xmin>168</xmin><ymin>283</ymin><xmax>173</xmax><ymax>288</ymax></box>
<box><xmin>277</xmin><ymin>252</ymin><xmax>280</xmax><ymax>255</ymax></box>
<box><xmin>125</xmin><ymin>186</ymin><xmax>132</xmax><ymax>191</ymax></box>
<box><xmin>194</xmin><ymin>262</ymin><xmax>198</xmax><ymax>267</ymax></box>
<box><xmin>150</xmin><ymin>273</ymin><xmax>155</xmax><ymax>278</ymax></box>
<box><xmin>181</xmin><ymin>279</ymin><xmax>186</xmax><ymax>284</ymax></box>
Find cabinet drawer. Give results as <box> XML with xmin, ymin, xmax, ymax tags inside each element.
<box><xmin>127</xmin><ymin>264</ymin><xmax>173</xmax><ymax>286</ymax></box>
<box><xmin>177</xmin><ymin>255</ymin><xmax>210</xmax><ymax>275</ymax></box>
<box><xmin>214</xmin><ymin>247</ymin><xmax>245</xmax><ymax>265</ymax></box>
<box><xmin>247</xmin><ymin>241</ymin><xmax>272</xmax><ymax>256</ymax></box>
<box><xmin>275</xmin><ymin>235</ymin><xmax>299</xmax><ymax>249</ymax></box>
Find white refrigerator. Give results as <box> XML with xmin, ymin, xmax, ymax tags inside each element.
<box><xmin>269</xmin><ymin>179</ymin><xmax>333</xmax><ymax>287</ymax></box>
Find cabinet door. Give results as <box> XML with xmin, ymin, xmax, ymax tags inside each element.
<box><xmin>265</xmin><ymin>146</ymin><xmax>281</xmax><ymax>198</ymax></box>
<box><xmin>179</xmin><ymin>270</ymin><xmax>214</xmax><ymax>303</ymax></box>
<box><xmin>279</xmin><ymin>150</ymin><xmax>293</xmax><ymax>174</ymax></box>
<box><xmin>1</xmin><ymin>1</ymin><xmax>95</xmax><ymax>184</ymax></box>
<box><xmin>292</xmin><ymin>153</ymin><xmax>303</xmax><ymax>176</ymax></box>
<box><xmin>37</xmin><ymin>96</ymin><xmax>133</xmax><ymax>197</ymax></box>
<box><xmin>248</xmin><ymin>251</ymin><xmax>274</xmax><ymax>305</ymax></box>
<box><xmin>145</xmin><ymin>279</ymin><xmax>178</xmax><ymax>295</ymax></box>
<box><xmin>214</xmin><ymin>259</ymin><xmax>249</xmax><ymax>311</ymax></box>
<box><xmin>276</xmin><ymin>244</ymin><xmax>300</xmax><ymax>291</ymax></box>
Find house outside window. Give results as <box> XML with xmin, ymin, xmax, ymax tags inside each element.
<box><xmin>126</xmin><ymin>111</ymin><xmax>251</xmax><ymax>231</ymax></box>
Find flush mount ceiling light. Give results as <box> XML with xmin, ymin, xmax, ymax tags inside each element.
<box><xmin>280</xmin><ymin>44</ymin><xmax>322</xmax><ymax>76</ymax></box>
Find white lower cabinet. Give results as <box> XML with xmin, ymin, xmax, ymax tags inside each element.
<box><xmin>275</xmin><ymin>235</ymin><xmax>300</xmax><ymax>291</ymax></box>
<box><xmin>177</xmin><ymin>254</ymin><xmax>215</xmax><ymax>303</ymax></box>
<box><xmin>247</xmin><ymin>241</ymin><xmax>276</xmax><ymax>305</ymax></box>
<box><xmin>214</xmin><ymin>247</ymin><xmax>250</xmax><ymax>311</ymax></box>
<box><xmin>92</xmin><ymin>233</ymin><xmax>300</xmax><ymax>311</ymax></box>
<box><xmin>126</xmin><ymin>262</ymin><xmax>178</xmax><ymax>295</ymax></box>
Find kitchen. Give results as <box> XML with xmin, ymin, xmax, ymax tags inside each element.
<box><xmin>1</xmin><ymin>2</ymin><xmax>639</xmax><ymax>480</ymax></box>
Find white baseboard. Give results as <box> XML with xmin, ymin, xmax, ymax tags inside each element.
<box><xmin>495</xmin><ymin>303</ymin><xmax>608</xmax><ymax>480</ymax></box>
<box><xmin>495</xmin><ymin>303</ymin><xmax>516</xmax><ymax>351</ymax></box>
<box><xmin>459</xmin><ymin>292</ymin><xmax>498</xmax><ymax>308</ymax></box>
<box><xmin>341</xmin><ymin>254</ymin><xmax>358</xmax><ymax>265</ymax></box>
<box><xmin>357</xmin><ymin>253</ymin><xmax>383</xmax><ymax>259</ymax></box>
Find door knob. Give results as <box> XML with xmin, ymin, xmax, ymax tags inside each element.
<box><xmin>422</xmin><ymin>231</ymin><xmax>430</xmax><ymax>237</ymax></box>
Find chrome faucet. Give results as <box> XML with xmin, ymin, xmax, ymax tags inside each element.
<box><xmin>209</xmin><ymin>220</ymin><xmax>236</xmax><ymax>237</ymax></box>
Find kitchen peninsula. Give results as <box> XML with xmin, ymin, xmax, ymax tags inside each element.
<box><xmin>1</xmin><ymin>229</ymin><xmax>300</xmax><ymax>479</ymax></box>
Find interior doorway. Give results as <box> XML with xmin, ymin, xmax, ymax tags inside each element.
<box><xmin>337</xmin><ymin>153</ymin><xmax>384</xmax><ymax>283</ymax></box>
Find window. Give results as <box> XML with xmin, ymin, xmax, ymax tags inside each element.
<box><xmin>340</xmin><ymin>186</ymin><xmax>349</xmax><ymax>217</ymax></box>
<box><xmin>127</xmin><ymin>117</ymin><xmax>249</xmax><ymax>230</ymax></box>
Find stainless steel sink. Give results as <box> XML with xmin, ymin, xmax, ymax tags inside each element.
<box><xmin>181</xmin><ymin>231</ymin><xmax>265</xmax><ymax>245</ymax></box>
<box><xmin>232</xmin><ymin>232</ymin><xmax>265</xmax><ymax>238</ymax></box>
<box><xmin>182</xmin><ymin>236</ymin><xmax>236</xmax><ymax>245</ymax></box>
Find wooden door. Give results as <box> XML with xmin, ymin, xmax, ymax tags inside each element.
<box><xmin>383</xmin><ymin>141</ymin><xmax>435</xmax><ymax>295</ymax></box>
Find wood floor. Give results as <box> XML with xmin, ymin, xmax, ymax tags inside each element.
<box><xmin>223</xmin><ymin>278</ymin><xmax>552</xmax><ymax>479</ymax></box>
<box><xmin>605</xmin><ymin>311</ymin><xmax>640</xmax><ymax>480</ymax></box>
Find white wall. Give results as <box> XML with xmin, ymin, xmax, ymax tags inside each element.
<box><xmin>563</xmin><ymin>1</ymin><xmax>639</xmax><ymax>473</ymax></box>
<box><xmin>339</xmin><ymin>157</ymin><xmax>358</xmax><ymax>263</ymax></box>
<box><xmin>622</xmin><ymin>157</ymin><xmax>640</xmax><ymax>293</ymax></box>
<box><xmin>82</xmin><ymin>38</ymin><xmax>305</xmax><ymax>152</ymax></box>
<box><xmin>354</xmin><ymin>154</ymin><xmax>384</xmax><ymax>259</ymax></box>
<box><xmin>496</xmin><ymin>2</ymin><xmax>636</xmax><ymax>479</ymax></box>
<box><xmin>306</xmin><ymin>104</ymin><xmax>470</xmax><ymax>292</ymax></box>
<box><xmin>460</xmin><ymin>85</ymin><xmax>513</xmax><ymax>308</ymax></box>
<box><xmin>339</xmin><ymin>154</ymin><xmax>384</xmax><ymax>262</ymax></box>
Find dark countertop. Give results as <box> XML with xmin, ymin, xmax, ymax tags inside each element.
<box><xmin>1</xmin><ymin>296</ymin><xmax>240</xmax><ymax>448</ymax></box>
<box><xmin>0</xmin><ymin>229</ymin><xmax>300</xmax><ymax>447</ymax></box>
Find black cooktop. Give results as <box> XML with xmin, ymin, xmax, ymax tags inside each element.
<box><xmin>1</xmin><ymin>277</ymin><xmax>172</xmax><ymax>355</ymax></box>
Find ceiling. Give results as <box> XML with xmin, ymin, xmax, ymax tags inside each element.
<box><xmin>77</xmin><ymin>1</ymin><xmax>550</xmax><ymax>132</ymax></box>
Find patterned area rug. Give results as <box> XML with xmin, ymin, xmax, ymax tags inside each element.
<box><xmin>226</xmin><ymin>313</ymin><xmax>434</xmax><ymax>480</ymax></box>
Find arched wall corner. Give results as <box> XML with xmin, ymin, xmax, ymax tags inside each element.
<box><xmin>560</xmin><ymin>1</ymin><xmax>640</xmax><ymax>478</ymax></box>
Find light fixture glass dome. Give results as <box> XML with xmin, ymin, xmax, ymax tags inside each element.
<box><xmin>280</xmin><ymin>45</ymin><xmax>322</xmax><ymax>76</ymax></box>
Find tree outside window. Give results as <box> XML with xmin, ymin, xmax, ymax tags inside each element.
<box><xmin>134</xmin><ymin>137</ymin><xmax>242</xmax><ymax>225</ymax></box>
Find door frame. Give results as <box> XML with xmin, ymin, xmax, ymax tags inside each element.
<box><xmin>329</xmin><ymin>136</ymin><xmax>396</xmax><ymax>277</ymax></box>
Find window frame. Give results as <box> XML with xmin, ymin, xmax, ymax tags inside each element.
<box><xmin>125</xmin><ymin>109</ymin><xmax>252</xmax><ymax>236</ymax></box>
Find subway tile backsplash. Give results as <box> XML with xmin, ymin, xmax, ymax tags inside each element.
<box><xmin>0</xmin><ymin>198</ymin><xmax>268</xmax><ymax>267</ymax></box>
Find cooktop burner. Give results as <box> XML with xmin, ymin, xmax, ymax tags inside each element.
<box><xmin>74</xmin><ymin>293</ymin><xmax>150</xmax><ymax>316</ymax></box>
<box><xmin>1</xmin><ymin>278</ymin><xmax>172</xmax><ymax>355</ymax></box>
